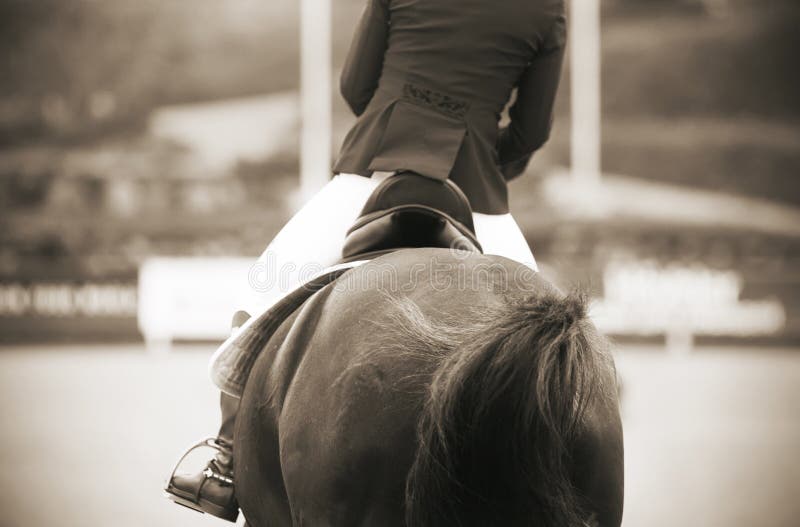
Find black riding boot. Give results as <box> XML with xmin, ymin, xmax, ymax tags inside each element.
<box><xmin>165</xmin><ymin>311</ymin><xmax>249</xmax><ymax>522</ymax></box>
<box><xmin>165</xmin><ymin>392</ymin><xmax>241</xmax><ymax>522</ymax></box>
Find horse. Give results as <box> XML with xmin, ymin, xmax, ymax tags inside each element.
<box><xmin>232</xmin><ymin>245</ymin><xmax>624</xmax><ymax>526</ymax></box>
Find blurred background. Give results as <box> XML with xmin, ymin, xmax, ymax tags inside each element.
<box><xmin>0</xmin><ymin>0</ymin><xmax>798</xmax><ymax>526</ymax></box>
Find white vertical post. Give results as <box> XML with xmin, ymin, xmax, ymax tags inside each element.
<box><xmin>300</xmin><ymin>0</ymin><xmax>332</xmax><ymax>200</ymax></box>
<box><xmin>570</xmin><ymin>0</ymin><xmax>601</xmax><ymax>186</ymax></box>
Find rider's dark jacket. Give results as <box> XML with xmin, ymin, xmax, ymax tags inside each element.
<box><xmin>333</xmin><ymin>0</ymin><xmax>566</xmax><ymax>214</ymax></box>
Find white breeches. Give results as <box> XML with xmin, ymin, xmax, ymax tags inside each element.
<box><xmin>240</xmin><ymin>173</ymin><xmax>537</xmax><ymax>314</ymax></box>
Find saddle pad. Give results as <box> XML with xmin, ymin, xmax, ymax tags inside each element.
<box><xmin>209</xmin><ymin>260</ymin><xmax>368</xmax><ymax>397</ymax></box>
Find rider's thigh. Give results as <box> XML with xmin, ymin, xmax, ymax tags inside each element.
<box><xmin>472</xmin><ymin>212</ymin><xmax>538</xmax><ymax>271</ymax></box>
<box><xmin>243</xmin><ymin>173</ymin><xmax>379</xmax><ymax>311</ymax></box>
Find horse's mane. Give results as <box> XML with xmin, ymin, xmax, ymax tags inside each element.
<box><xmin>377</xmin><ymin>290</ymin><xmax>616</xmax><ymax>526</ymax></box>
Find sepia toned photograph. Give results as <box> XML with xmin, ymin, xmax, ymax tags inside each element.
<box><xmin>0</xmin><ymin>1</ymin><xmax>798</xmax><ymax>526</ymax></box>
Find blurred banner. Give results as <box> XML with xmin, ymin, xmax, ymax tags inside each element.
<box><xmin>0</xmin><ymin>281</ymin><xmax>138</xmax><ymax>342</ymax></box>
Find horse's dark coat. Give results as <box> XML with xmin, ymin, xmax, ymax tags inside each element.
<box><xmin>234</xmin><ymin>249</ymin><xmax>623</xmax><ymax>527</ymax></box>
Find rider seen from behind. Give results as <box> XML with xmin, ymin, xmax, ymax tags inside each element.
<box><xmin>165</xmin><ymin>0</ymin><xmax>566</xmax><ymax>521</ymax></box>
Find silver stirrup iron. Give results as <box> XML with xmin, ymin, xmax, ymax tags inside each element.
<box><xmin>164</xmin><ymin>437</ymin><xmax>231</xmax><ymax>492</ymax></box>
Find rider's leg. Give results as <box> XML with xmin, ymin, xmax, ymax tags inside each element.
<box><xmin>213</xmin><ymin>310</ymin><xmax>249</xmax><ymax>462</ymax></box>
<box><xmin>208</xmin><ymin>173</ymin><xmax>382</xmax><ymax>393</ymax></box>
<box><xmin>216</xmin><ymin>391</ymin><xmax>239</xmax><ymax>461</ymax></box>
<box><xmin>472</xmin><ymin>212</ymin><xmax>538</xmax><ymax>271</ymax></box>
<box><xmin>168</xmin><ymin>175</ymin><xmax>381</xmax><ymax>521</ymax></box>
<box><xmin>166</xmin><ymin>313</ymin><xmax>249</xmax><ymax>522</ymax></box>
<box><xmin>238</xmin><ymin>173</ymin><xmax>382</xmax><ymax>316</ymax></box>
<box><xmin>166</xmin><ymin>392</ymin><xmax>241</xmax><ymax>521</ymax></box>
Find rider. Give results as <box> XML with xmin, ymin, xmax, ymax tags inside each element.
<box><xmin>166</xmin><ymin>0</ymin><xmax>566</xmax><ymax>521</ymax></box>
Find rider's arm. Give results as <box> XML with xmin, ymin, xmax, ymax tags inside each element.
<box><xmin>496</xmin><ymin>15</ymin><xmax>567</xmax><ymax>181</ymax></box>
<box><xmin>340</xmin><ymin>0</ymin><xmax>390</xmax><ymax>117</ymax></box>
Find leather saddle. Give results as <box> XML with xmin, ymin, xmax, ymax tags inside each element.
<box><xmin>342</xmin><ymin>171</ymin><xmax>482</xmax><ymax>261</ymax></box>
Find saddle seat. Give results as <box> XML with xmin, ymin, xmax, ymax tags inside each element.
<box><xmin>342</xmin><ymin>171</ymin><xmax>482</xmax><ymax>261</ymax></box>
